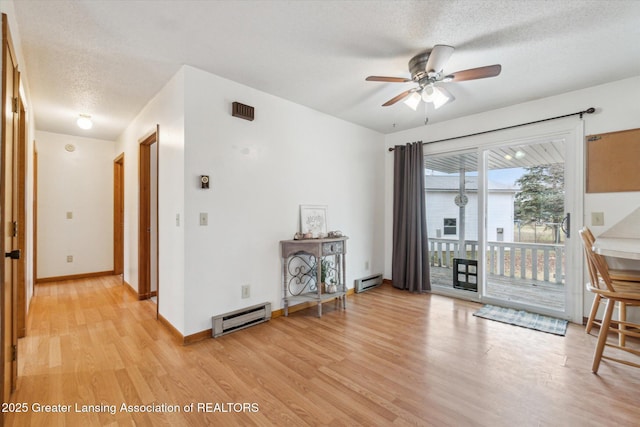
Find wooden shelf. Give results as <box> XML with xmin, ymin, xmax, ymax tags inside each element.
<box><xmin>280</xmin><ymin>237</ymin><xmax>348</xmax><ymax>317</ymax></box>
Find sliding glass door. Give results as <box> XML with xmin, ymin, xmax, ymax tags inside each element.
<box><xmin>425</xmin><ymin>151</ymin><xmax>481</xmax><ymax>299</ymax></box>
<box><xmin>483</xmin><ymin>140</ymin><xmax>567</xmax><ymax>314</ymax></box>
<box><xmin>424</xmin><ymin>123</ymin><xmax>582</xmax><ymax>321</ymax></box>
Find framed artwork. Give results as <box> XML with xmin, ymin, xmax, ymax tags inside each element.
<box><xmin>300</xmin><ymin>205</ymin><xmax>328</xmax><ymax>236</ymax></box>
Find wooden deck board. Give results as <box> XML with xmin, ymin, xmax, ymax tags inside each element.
<box><xmin>430</xmin><ymin>266</ymin><xmax>565</xmax><ymax>310</ymax></box>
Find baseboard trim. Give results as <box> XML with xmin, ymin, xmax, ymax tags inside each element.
<box><xmin>123</xmin><ymin>280</ymin><xmax>139</xmax><ymax>298</ymax></box>
<box><xmin>184</xmin><ymin>329</ymin><xmax>212</xmax><ymax>345</ymax></box>
<box><xmin>37</xmin><ymin>270</ymin><xmax>114</xmax><ymax>284</ymax></box>
<box><xmin>383</xmin><ymin>278</ymin><xmax>392</xmax><ymax>286</ymax></box>
<box><xmin>158</xmin><ymin>313</ymin><xmax>185</xmax><ymax>344</ymax></box>
<box><xmin>124</xmin><ymin>282</ymin><xmax>158</xmax><ymax>301</ymax></box>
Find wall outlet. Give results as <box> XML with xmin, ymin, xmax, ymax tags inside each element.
<box><xmin>241</xmin><ymin>284</ymin><xmax>250</xmax><ymax>299</ymax></box>
<box><xmin>66</xmin><ymin>211</ymin><xmax>73</xmax><ymax>219</ymax></box>
<box><xmin>591</xmin><ymin>212</ymin><xmax>604</xmax><ymax>226</ymax></box>
<box><xmin>199</xmin><ymin>212</ymin><xmax>208</xmax><ymax>226</ymax></box>
<box><xmin>67</xmin><ymin>255</ymin><xmax>73</xmax><ymax>263</ymax></box>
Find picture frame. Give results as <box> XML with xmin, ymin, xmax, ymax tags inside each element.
<box><xmin>300</xmin><ymin>205</ymin><xmax>328</xmax><ymax>237</ymax></box>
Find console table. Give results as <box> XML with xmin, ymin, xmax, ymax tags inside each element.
<box><xmin>280</xmin><ymin>236</ymin><xmax>348</xmax><ymax>317</ymax></box>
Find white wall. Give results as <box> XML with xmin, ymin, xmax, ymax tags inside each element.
<box><xmin>181</xmin><ymin>66</ymin><xmax>385</xmax><ymax>336</ymax></box>
<box><xmin>384</xmin><ymin>75</ymin><xmax>640</xmax><ymax>318</ymax></box>
<box><xmin>36</xmin><ymin>131</ymin><xmax>115</xmax><ymax>278</ymax></box>
<box><xmin>114</xmin><ymin>68</ymin><xmax>185</xmax><ymax>333</ymax></box>
<box><xmin>116</xmin><ymin>65</ymin><xmax>385</xmax><ymax>336</ymax></box>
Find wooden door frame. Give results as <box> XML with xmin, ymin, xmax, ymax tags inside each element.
<box><xmin>1</xmin><ymin>12</ymin><xmax>20</xmax><ymax>403</ymax></box>
<box><xmin>16</xmin><ymin>95</ymin><xmax>26</xmax><ymax>339</ymax></box>
<box><xmin>113</xmin><ymin>153</ymin><xmax>124</xmax><ymax>276</ymax></box>
<box><xmin>33</xmin><ymin>147</ymin><xmax>37</xmax><ymax>287</ymax></box>
<box><xmin>138</xmin><ymin>126</ymin><xmax>159</xmax><ymax>304</ymax></box>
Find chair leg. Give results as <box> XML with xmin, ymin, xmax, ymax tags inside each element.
<box><xmin>619</xmin><ymin>302</ymin><xmax>626</xmax><ymax>347</ymax></box>
<box><xmin>593</xmin><ymin>297</ymin><xmax>616</xmax><ymax>373</ymax></box>
<box><xmin>586</xmin><ymin>294</ymin><xmax>601</xmax><ymax>333</ymax></box>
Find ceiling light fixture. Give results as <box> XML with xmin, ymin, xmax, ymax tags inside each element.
<box><xmin>402</xmin><ymin>84</ymin><xmax>455</xmax><ymax>111</ymax></box>
<box><xmin>422</xmin><ymin>85</ymin><xmax>452</xmax><ymax>110</ymax></box>
<box><xmin>77</xmin><ymin>114</ymin><xmax>93</xmax><ymax>130</ymax></box>
<box><xmin>514</xmin><ymin>150</ymin><xmax>526</xmax><ymax>159</ymax></box>
<box><xmin>403</xmin><ymin>92</ymin><xmax>421</xmax><ymax>111</ymax></box>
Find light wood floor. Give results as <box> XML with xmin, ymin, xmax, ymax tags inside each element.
<box><xmin>6</xmin><ymin>276</ymin><xmax>640</xmax><ymax>426</ymax></box>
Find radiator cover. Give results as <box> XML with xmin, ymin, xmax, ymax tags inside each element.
<box><xmin>212</xmin><ymin>302</ymin><xmax>271</xmax><ymax>338</ymax></box>
<box><xmin>355</xmin><ymin>274</ymin><xmax>383</xmax><ymax>293</ymax></box>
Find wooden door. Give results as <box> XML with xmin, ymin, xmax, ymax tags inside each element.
<box><xmin>138</xmin><ymin>126</ymin><xmax>158</xmax><ymax>303</ymax></box>
<box><xmin>1</xmin><ymin>13</ymin><xmax>20</xmax><ymax>402</ymax></box>
<box><xmin>114</xmin><ymin>154</ymin><xmax>124</xmax><ymax>276</ymax></box>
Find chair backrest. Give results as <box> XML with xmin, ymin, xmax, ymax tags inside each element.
<box><xmin>579</xmin><ymin>227</ymin><xmax>616</xmax><ymax>293</ymax></box>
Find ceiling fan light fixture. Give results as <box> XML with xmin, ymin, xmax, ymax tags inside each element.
<box><xmin>77</xmin><ymin>114</ymin><xmax>93</xmax><ymax>130</ymax></box>
<box><xmin>422</xmin><ymin>85</ymin><xmax>451</xmax><ymax>109</ymax></box>
<box><xmin>403</xmin><ymin>92</ymin><xmax>421</xmax><ymax>111</ymax></box>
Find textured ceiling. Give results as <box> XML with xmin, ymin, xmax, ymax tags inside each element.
<box><xmin>11</xmin><ymin>0</ymin><xmax>640</xmax><ymax>141</ymax></box>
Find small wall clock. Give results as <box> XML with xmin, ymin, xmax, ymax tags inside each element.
<box><xmin>454</xmin><ymin>194</ymin><xmax>468</xmax><ymax>207</ymax></box>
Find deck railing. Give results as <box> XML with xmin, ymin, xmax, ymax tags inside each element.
<box><xmin>428</xmin><ymin>238</ymin><xmax>564</xmax><ymax>284</ymax></box>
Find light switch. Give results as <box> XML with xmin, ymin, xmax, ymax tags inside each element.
<box><xmin>66</xmin><ymin>211</ymin><xmax>73</xmax><ymax>219</ymax></box>
<box><xmin>591</xmin><ymin>212</ymin><xmax>604</xmax><ymax>226</ymax></box>
<box><xmin>176</xmin><ymin>214</ymin><xmax>180</xmax><ymax>226</ymax></box>
<box><xmin>199</xmin><ymin>213</ymin><xmax>208</xmax><ymax>226</ymax></box>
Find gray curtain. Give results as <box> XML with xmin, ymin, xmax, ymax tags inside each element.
<box><xmin>392</xmin><ymin>142</ymin><xmax>430</xmax><ymax>292</ymax></box>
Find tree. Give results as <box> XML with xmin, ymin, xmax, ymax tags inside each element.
<box><xmin>514</xmin><ymin>164</ymin><xmax>564</xmax><ymax>243</ymax></box>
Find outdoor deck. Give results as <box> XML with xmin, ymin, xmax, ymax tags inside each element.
<box><xmin>430</xmin><ymin>265</ymin><xmax>565</xmax><ymax>310</ymax></box>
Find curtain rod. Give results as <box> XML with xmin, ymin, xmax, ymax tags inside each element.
<box><xmin>388</xmin><ymin>107</ymin><xmax>596</xmax><ymax>152</ymax></box>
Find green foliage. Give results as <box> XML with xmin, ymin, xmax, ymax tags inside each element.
<box><xmin>320</xmin><ymin>258</ymin><xmax>335</xmax><ymax>284</ymax></box>
<box><xmin>515</xmin><ymin>164</ymin><xmax>564</xmax><ymax>242</ymax></box>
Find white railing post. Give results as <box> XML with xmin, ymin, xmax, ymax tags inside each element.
<box><xmin>427</xmin><ymin>238</ymin><xmax>564</xmax><ymax>284</ymax></box>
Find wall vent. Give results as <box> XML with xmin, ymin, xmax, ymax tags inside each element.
<box><xmin>212</xmin><ymin>302</ymin><xmax>271</xmax><ymax>338</ymax></box>
<box><xmin>355</xmin><ymin>273</ymin><xmax>383</xmax><ymax>293</ymax></box>
<box><xmin>232</xmin><ymin>102</ymin><xmax>255</xmax><ymax>121</ymax></box>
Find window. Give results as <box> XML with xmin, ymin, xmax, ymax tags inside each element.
<box><xmin>443</xmin><ymin>218</ymin><xmax>457</xmax><ymax>235</ymax></box>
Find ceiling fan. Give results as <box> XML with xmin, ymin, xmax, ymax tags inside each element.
<box><xmin>366</xmin><ymin>45</ymin><xmax>501</xmax><ymax>111</ymax></box>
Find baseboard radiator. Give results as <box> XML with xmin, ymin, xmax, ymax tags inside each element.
<box><xmin>355</xmin><ymin>273</ymin><xmax>383</xmax><ymax>293</ymax></box>
<box><xmin>212</xmin><ymin>302</ymin><xmax>271</xmax><ymax>338</ymax></box>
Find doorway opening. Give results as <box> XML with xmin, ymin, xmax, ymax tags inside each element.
<box><xmin>138</xmin><ymin>126</ymin><xmax>159</xmax><ymax>313</ymax></box>
<box><xmin>424</xmin><ymin>123</ymin><xmax>583</xmax><ymax>322</ymax></box>
<box><xmin>483</xmin><ymin>140</ymin><xmax>567</xmax><ymax>312</ymax></box>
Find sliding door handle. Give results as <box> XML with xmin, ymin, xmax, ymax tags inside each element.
<box><xmin>561</xmin><ymin>213</ymin><xmax>570</xmax><ymax>238</ymax></box>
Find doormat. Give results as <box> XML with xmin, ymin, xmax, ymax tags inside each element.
<box><xmin>473</xmin><ymin>304</ymin><xmax>568</xmax><ymax>336</ymax></box>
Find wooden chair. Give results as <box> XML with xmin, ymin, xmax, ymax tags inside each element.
<box><xmin>582</xmin><ymin>227</ymin><xmax>640</xmax><ymax>344</ymax></box>
<box><xmin>579</xmin><ymin>228</ymin><xmax>640</xmax><ymax>373</ymax></box>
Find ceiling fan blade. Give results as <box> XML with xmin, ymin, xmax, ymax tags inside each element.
<box><xmin>425</xmin><ymin>44</ymin><xmax>454</xmax><ymax>74</ymax></box>
<box><xmin>447</xmin><ymin>64</ymin><xmax>502</xmax><ymax>82</ymax></box>
<box><xmin>382</xmin><ymin>89</ymin><xmax>415</xmax><ymax>106</ymax></box>
<box><xmin>366</xmin><ymin>76</ymin><xmax>412</xmax><ymax>83</ymax></box>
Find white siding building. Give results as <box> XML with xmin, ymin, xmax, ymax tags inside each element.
<box><xmin>425</xmin><ymin>175</ymin><xmax>517</xmax><ymax>242</ymax></box>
